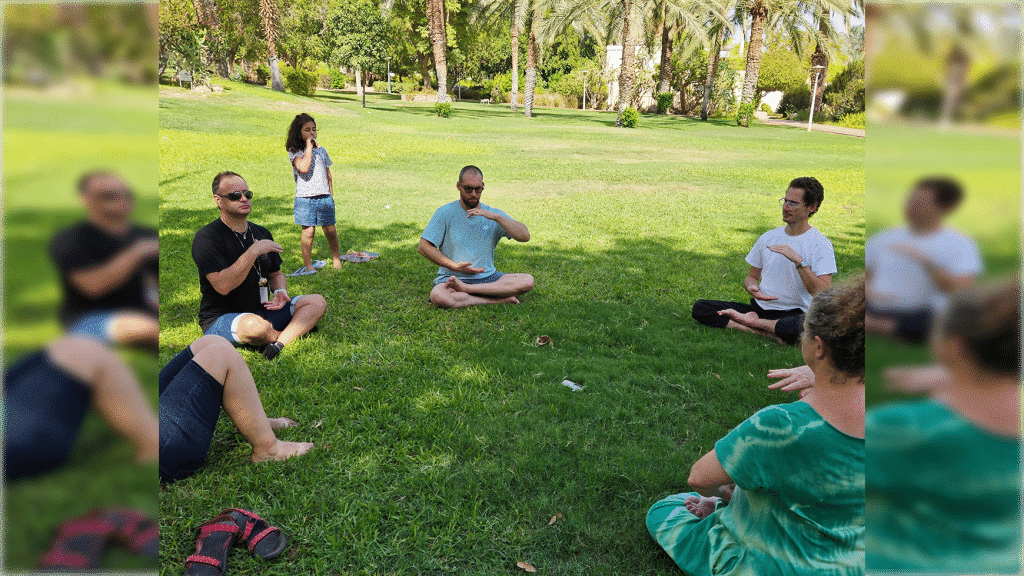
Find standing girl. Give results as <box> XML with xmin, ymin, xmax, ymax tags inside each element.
<box><xmin>285</xmin><ymin>113</ymin><xmax>341</xmax><ymax>275</ymax></box>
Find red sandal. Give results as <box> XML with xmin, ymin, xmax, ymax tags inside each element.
<box><xmin>104</xmin><ymin>507</ymin><xmax>159</xmax><ymax>559</ymax></box>
<box><xmin>184</xmin><ymin>514</ymin><xmax>239</xmax><ymax>576</ymax></box>
<box><xmin>222</xmin><ymin>508</ymin><xmax>289</xmax><ymax>560</ymax></box>
<box><xmin>38</xmin><ymin>511</ymin><xmax>115</xmax><ymax>570</ymax></box>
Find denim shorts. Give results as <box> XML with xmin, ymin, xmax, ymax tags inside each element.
<box><xmin>4</xmin><ymin>351</ymin><xmax>91</xmax><ymax>481</ymax></box>
<box><xmin>67</xmin><ymin>310</ymin><xmax>118</xmax><ymax>342</ymax></box>
<box><xmin>202</xmin><ymin>296</ymin><xmax>304</xmax><ymax>344</ymax></box>
<box><xmin>158</xmin><ymin>346</ymin><xmax>223</xmax><ymax>482</ymax></box>
<box><xmin>294</xmin><ymin>194</ymin><xmax>335</xmax><ymax>226</ymax></box>
<box><xmin>434</xmin><ymin>271</ymin><xmax>505</xmax><ymax>285</ymax></box>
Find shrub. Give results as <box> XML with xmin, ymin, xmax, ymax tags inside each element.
<box><xmin>833</xmin><ymin>111</ymin><xmax>865</xmax><ymax>129</ymax></box>
<box><xmin>371</xmin><ymin>80</ymin><xmax>417</xmax><ymax>93</ymax></box>
<box><xmin>619</xmin><ymin>106</ymin><xmax>639</xmax><ymax>128</ymax></box>
<box><xmin>656</xmin><ymin>92</ymin><xmax>673</xmax><ymax>114</ymax></box>
<box><xmin>760</xmin><ymin>102</ymin><xmax>773</xmax><ymax>114</ymax></box>
<box><xmin>327</xmin><ymin>70</ymin><xmax>346</xmax><ymax>89</ymax></box>
<box><xmin>434</xmin><ymin>101</ymin><xmax>453</xmax><ymax>118</ymax></box>
<box><xmin>778</xmin><ymin>84</ymin><xmax>810</xmax><ymax>118</ymax></box>
<box><xmin>284</xmin><ymin>68</ymin><xmax>319</xmax><ymax>97</ymax></box>
<box><xmin>736</xmin><ymin>102</ymin><xmax>756</xmax><ymax>127</ymax></box>
<box><xmin>256</xmin><ymin>64</ymin><xmax>271</xmax><ymax>86</ymax></box>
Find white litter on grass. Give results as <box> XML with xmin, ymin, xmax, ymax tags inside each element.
<box><xmin>562</xmin><ymin>379</ymin><xmax>583</xmax><ymax>392</ymax></box>
<box><xmin>385</xmin><ymin>204</ymin><xmax>391</xmax><ymax>209</ymax></box>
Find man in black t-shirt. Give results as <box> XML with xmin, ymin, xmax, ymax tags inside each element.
<box><xmin>191</xmin><ymin>171</ymin><xmax>327</xmax><ymax>360</ymax></box>
<box><xmin>49</xmin><ymin>171</ymin><xmax>159</xmax><ymax>350</ymax></box>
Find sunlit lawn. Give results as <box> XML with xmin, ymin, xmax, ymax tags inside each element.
<box><xmin>3</xmin><ymin>87</ymin><xmax>159</xmax><ymax>571</ymax></box>
<box><xmin>158</xmin><ymin>81</ymin><xmax>864</xmax><ymax>575</ymax></box>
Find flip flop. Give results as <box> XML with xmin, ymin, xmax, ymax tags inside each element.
<box><xmin>38</xmin><ymin>511</ymin><xmax>115</xmax><ymax>570</ymax></box>
<box><xmin>104</xmin><ymin>507</ymin><xmax>159</xmax><ymax>559</ymax></box>
<box><xmin>222</xmin><ymin>508</ymin><xmax>289</xmax><ymax>560</ymax></box>
<box><xmin>288</xmin><ymin>266</ymin><xmax>316</xmax><ymax>277</ymax></box>
<box><xmin>339</xmin><ymin>251</ymin><xmax>380</xmax><ymax>263</ymax></box>
<box><xmin>184</xmin><ymin>514</ymin><xmax>239</xmax><ymax>576</ymax></box>
<box><xmin>312</xmin><ymin>260</ymin><xmax>327</xmax><ymax>269</ymax></box>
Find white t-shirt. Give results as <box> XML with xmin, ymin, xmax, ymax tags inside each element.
<box><xmin>288</xmin><ymin>146</ymin><xmax>333</xmax><ymax>198</ymax></box>
<box><xmin>745</xmin><ymin>226</ymin><xmax>838</xmax><ymax>312</ymax></box>
<box><xmin>866</xmin><ymin>226</ymin><xmax>982</xmax><ymax>312</ymax></box>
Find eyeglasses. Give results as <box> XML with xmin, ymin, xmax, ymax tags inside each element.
<box><xmin>95</xmin><ymin>190</ymin><xmax>135</xmax><ymax>202</ymax></box>
<box><xmin>217</xmin><ymin>190</ymin><xmax>254</xmax><ymax>201</ymax></box>
<box><xmin>778</xmin><ymin>198</ymin><xmax>804</xmax><ymax>209</ymax></box>
<box><xmin>461</xmin><ymin>185</ymin><xmax>484</xmax><ymax>194</ymax></box>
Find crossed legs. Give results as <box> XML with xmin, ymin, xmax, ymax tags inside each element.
<box><xmin>186</xmin><ymin>335</ymin><xmax>313</xmax><ymax>463</ymax></box>
<box><xmin>233</xmin><ymin>294</ymin><xmax>328</xmax><ymax>347</ymax></box>
<box><xmin>107</xmin><ymin>311</ymin><xmax>159</xmax><ymax>351</ymax></box>
<box><xmin>430</xmin><ymin>273</ymin><xmax>535</xmax><ymax>308</ymax></box>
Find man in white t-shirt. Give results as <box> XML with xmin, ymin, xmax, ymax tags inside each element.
<box><xmin>866</xmin><ymin>177</ymin><xmax>981</xmax><ymax>343</ymax></box>
<box><xmin>691</xmin><ymin>177</ymin><xmax>838</xmax><ymax>344</ymax></box>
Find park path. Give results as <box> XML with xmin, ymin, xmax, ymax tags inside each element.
<box><xmin>762</xmin><ymin>118</ymin><xmax>865</xmax><ymax>137</ymax></box>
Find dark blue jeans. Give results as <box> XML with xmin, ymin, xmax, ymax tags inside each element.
<box><xmin>158</xmin><ymin>346</ymin><xmax>224</xmax><ymax>482</ymax></box>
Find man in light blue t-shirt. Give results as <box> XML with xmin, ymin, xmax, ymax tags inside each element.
<box><xmin>418</xmin><ymin>166</ymin><xmax>534</xmax><ymax>308</ymax></box>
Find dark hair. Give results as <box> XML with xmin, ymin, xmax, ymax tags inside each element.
<box><xmin>940</xmin><ymin>276</ymin><xmax>1019</xmax><ymax>375</ymax></box>
<box><xmin>916</xmin><ymin>176</ymin><xmax>963</xmax><ymax>210</ymax></box>
<box><xmin>804</xmin><ymin>273</ymin><xmax>865</xmax><ymax>378</ymax></box>
<box><xmin>77</xmin><ymin>170</ymin><xmax>117</xmax><ymax>194</ymax></box>
<box><xmin>789</xmin><ymin>177</ymin><xmax>824</xmax><ymax>218</ymax></box>
<box><xmin>212</xmin><ymin>171</ymin><xmax>243</xmax><ymax>195</ymax></box>
<box><xmin>286</xmin><ymin>113</ymin><xmax>316</xmax><ymax>153</ymax></box>
<box><xmin>459</xmin><ymin>165</ymin><xmax>483</xmax><ymax>183</ymax></box>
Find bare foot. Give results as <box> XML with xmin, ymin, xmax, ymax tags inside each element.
<box><xmin>251</xmin><ymin>439</ymin><xmax>314</xmax><ymax>463</ymax></box>
<box><xmin>332</xmin><ymin>258</ymin><xmax>342</xmax><ymax>269</ymax></box>
<box><xmin>502</xmin><ymin>296</ymin><xmax>521</xmax><ymax>305</ymax></box>
<box><xmin>445</xmin><ymin>275</ymin><xmax>468</xmax><ymax>292</ymax></box>
<box><xmin>718</xmin><ymin>308</ymin><xmax>759</xmax><ymax>327</ymax></box>
<box><xmin>718</xmin><ymin>484</ymin><xmax>735</xmax><ymax>504</ymax></box>
<box><xmin>684</xmin><ymin>495</ymin><xmax>720</xmax><ymax>519</ymax></box>
<box><xmin>267</xmin><ymin>417</ymin><xmax>299</xmax><ymax>430</ymax></box>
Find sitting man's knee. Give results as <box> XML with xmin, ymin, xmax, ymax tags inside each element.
<box><xmin>518</xmin><ymin>274</ymin><xmax>535</xmax><ymax>294</ymax></box>
<box><xmin>299</xmin><ymin>293</ymin><xmax>328</xmax><ymax>315</ymax></box>
<box><xmin>194</xmin><ymin>334</ymin><xmax>231</xmax><ymax>350</ymax></box>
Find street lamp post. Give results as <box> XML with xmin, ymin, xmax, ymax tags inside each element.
<box><xmin>387</xmin><ymin>57</ymin><xmax>392</xmax><ymax>94</ymax></box>
<box><xmin>807</xmin><ymin>65</ymin><xmax>826</xmax><ymax>132</ymax></box>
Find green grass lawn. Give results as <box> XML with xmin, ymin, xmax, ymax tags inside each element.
<box><xmin>158</xmin><ymin>81</ymin><xmax>864</xmax><ymax>575</ymax></box>
<box><xmin>864</xmin><ymin>122</ymin><xmax>1020</xmax><ymax>407</ymax></box>
<box><xmin>3</xmin><ymin>86</ymin><xmax>159</xmax><ymax>571</ymax></box>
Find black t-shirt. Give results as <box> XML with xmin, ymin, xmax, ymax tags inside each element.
<box><xmin>49</xmin><ymin>222</ymin><xmax>158</xmax><ymax>327</ymax></box>
<box><xmin>191</xmin><ymin>218</ymin><xmax>281</xmax><ymax>332</ymax></box>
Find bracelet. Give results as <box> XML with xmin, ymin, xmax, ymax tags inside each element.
<box><xmin>273</xmin><ymin>289</ymin><xmax>288</xmax><ymax>295</ymax></box>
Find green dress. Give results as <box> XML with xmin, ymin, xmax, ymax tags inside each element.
<box><xmin>647</xmin><ymin>401</ymin><xmax>865</xmax><ymax>575</ymax></box>
<box><xmin>866</xmin><ymin>399</ymin><xmax>1021</xmax><ymax>573</ymax></box>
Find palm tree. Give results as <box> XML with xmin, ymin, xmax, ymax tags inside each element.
<box><xmin>808</xmin><ymin>0</ymin><xmax>861</xmax><ymax>114</ymax></box>
<box><xmin>475</xmin><ymin>0</ymin><xmax>530</xmax><ymax>110</ymax></box>
<box><xmin>700</xmin><ymin>20</ymin><xmax>727</xmax><ymax>120</ymax></box>
<box><xmin>259</xmin><ymin>0</ymin><xmax>283</xmax><ymax>91</ymax></box>
<box><xmin>426</xmin><ymin>0</ymin><xmax>448</xmax><ymax>102</ymax></box>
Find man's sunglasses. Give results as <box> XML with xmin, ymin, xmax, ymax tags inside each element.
<box><xmin>216</xmin><ymin>190</ymin><xmax>254</xmax><ymax>201</ymax></box>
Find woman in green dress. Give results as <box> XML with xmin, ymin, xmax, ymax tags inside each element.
<box><xmin>866</xmin><ymin>276</ymin><xmax>1020</xmax><ymax>573</ymax></box>
<box><xmin>647</xmin><ymin>275</ymin><xmax>865</xmax><ymax>576</ymax></box>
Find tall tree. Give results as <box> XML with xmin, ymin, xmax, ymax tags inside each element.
<box><xmin>327</xmin><ymin>0</ymin><xmax>391</xmax><ymax>107</ymax></box>
<box><xmin>193</xmin><ymin>0</ymin><xmax>230</xmax><ymax>77</ymax></box>
<box><xmin>426</xmin><ymin>0</ymin><xmax>448</xmax><ymax>102</ymax></box>
<box><xmin>260</xmin><ymin>0</ymin><xmax>284</xmax><ymax>91</ymax></box>
<box><xmin>523</xmin><ymin>12</ymin><xmax>541</xmax><ymax>116</ymax></box>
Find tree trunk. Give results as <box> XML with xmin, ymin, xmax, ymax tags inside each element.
<box><xmin>940</xmin><ymin>42</ymin><xmax>968</xmax><ymax>126</ymax></box>
<box><xmin>361</xmin><ymin>69</ymin><xmax>367</xmax><ymax>107</ymax></box>
<box><xmin>701</xmin><ymin>27</ymin><xmax>722</xmax><ymax>121</ymax></box>
<box><xmin>417</xmin><ymin>51</ymin><xmax>433</xmax><ymax>90</ymax></box>
<box><xmin>510</xmin><ymin>21</ymin><xmax>520</xmax><ymax>111</ymax></box>
<box><xmin>269</xmin><ymin>55</ymin><xmax>283</xmax><ymax>91</ymax></box>
<box><xmin>657</xmin><ymin>11</ymin><xmax>672</xmax><ymax>95</ymax></box>
<box><xmin>614</xmin><ymin>0</ymin><xmax>637</xmax><ymax>126</ymax></box>
<box><xmin>524</xmin><ymin>18</ymin><xmax>538</xmax><ymax>117</ymax></box>
<box><xmin>260</xmin><ymin>0</ymin><xmax>284</xmax><ymax>91</ymax></box>
<box><xmin>810</xmin><ymin>15</ymin><xmax>829</xmax><ymax>115</ymax></box>
<box><xmin>426</xmin><ymin>0</ymin><xmax>448</xmax><ymax>103</ymax></box>
<box><xmin>740</xmin><ymin>5</ymin><xmax>767</xmax><ymax>104</ymax></box>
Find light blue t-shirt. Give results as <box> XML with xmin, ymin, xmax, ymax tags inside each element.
<box><xmin>421</xmin><ymin>200</ymin><xmax>511</xmax><ymax>284</ymax></box>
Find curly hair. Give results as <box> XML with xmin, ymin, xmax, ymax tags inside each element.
<box><xmin>285</xmin><ymin>113</ymin><xmax>316</xmax><ymax>153</ymax></box>
<box><xmin>940</xmin><ymin>275</ymin><xmax>1019</xmax><ymax>375</ymax></box>
<box><xmin>804</xmin><ymin>273</ymin><xmax>865</xmax><ymax>378</ymax></box>
<box><xmin>789</xmin><ymin>176</ymin><xmax>824</xmax><ymax>218</ymax></box>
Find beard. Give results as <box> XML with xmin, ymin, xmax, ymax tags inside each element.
<box><xmin>463</xmin><ymin>197</ymin><xmax>480</xmax><ymax>209</ymax></box>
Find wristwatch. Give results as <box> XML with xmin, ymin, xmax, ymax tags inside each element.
<box><xmin>796</xmin><ymin>260</ymin><xmax>809</xmax><ymax>269</ymax></box>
